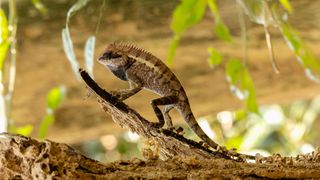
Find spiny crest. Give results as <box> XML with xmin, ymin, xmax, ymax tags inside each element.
<box><xmin>108</xmin><ymin>42</ymin><xmax>157</xmax><ymax>60</ymax></box>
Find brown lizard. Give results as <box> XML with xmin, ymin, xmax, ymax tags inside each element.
<box><xmin>97</xmin><ymin>42</ymin><xmax>219</xmax><ymax>150</ymax></box>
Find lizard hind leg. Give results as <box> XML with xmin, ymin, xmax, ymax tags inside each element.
<box><xmin>164</xmin><ymin>105</ymin><xmax>174</xmax><ymax>129</ymax></box>
<box><xmin>150</xmin><ymin>96</ymin><xmax>178</xmax><ymax>128</ymax></box>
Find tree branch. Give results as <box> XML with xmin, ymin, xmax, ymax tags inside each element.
<box><xmin>79</xmin><ymin>68</ymin><xmax>247</xmax><ymax>161</ymax></box>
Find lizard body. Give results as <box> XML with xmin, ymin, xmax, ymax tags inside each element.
<box><xmin>98</xmin><ymin>42</ymin><xmax>219</xmax><ymax>149</ymax></box>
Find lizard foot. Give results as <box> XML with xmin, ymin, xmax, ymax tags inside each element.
<box><xmin>150</xmin><ymin>122</ymin><xmax>163</xmax><ymax>129</ymax></box>
<box><xmin>109</xmin><ymin>91</ymin><xmax>126</xmax><ymax>101</ymax></box>
<box><xmin>165</xmin><ymin>126</ymin><xmax>175</xmax><ymax>131</ymax></box>
<box><xmin>199</xmin><ymin>141</ymin><xmax>210</xmax><ymax>149</ymax></box>
<box><xmin>175</xmin><ymin>127</ymin><xmax>184</xmax><ymax>135</ymax></box>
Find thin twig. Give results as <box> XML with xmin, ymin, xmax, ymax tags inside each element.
<box><xmin>95</xmin><ymin>0</ymin><xmax>107</xmax><ymax>36</ymax></box>
<box><xmin>6</xmin><ymin>0</ymin><xmax>18</xmax><ymax>124</ymax></box>
<box><xmin>263</xmin><ymin>1</ymin><xmax>280</xmax><ymax>74</ymax></box>
<box><xmin>238</xmin><ymin>2</ymin><xmax>248</xmax><ymax>66</ymax></box>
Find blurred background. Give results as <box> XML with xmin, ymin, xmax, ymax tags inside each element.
<box><xmin>1</xmin><ymin>0</ymin><xmax>320</xmax><ymax>162</ymax></box>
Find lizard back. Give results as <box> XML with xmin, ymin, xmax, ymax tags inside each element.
<box><xmin>99</xmin><ymin>42</ymin><xmax>219</xmax><ymax>149</ymax></box>
<box><xmin>106</xmin><ymin>42</ymin><xmax>186</xmax><ymax>98</ymax></box>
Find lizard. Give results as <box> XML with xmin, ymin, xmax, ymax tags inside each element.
<box><xmin>97</xmin><ymin>42</ymin><xmax>219</xmax><ymax>150</ymax></box>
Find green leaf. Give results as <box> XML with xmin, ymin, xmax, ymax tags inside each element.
<box><xmin>84</xmin><ymin>36</ymin><xmax>96</xmax><ymax>78</ymax></box>
<box><xmin>233</xmin><ymin>109</ymin><xmax>248</xmax><ymax>121</ymax></box>
<box><xmin>225</xmin><ymin>135</ymin><xmax>243</xmax><ymax>149</ymax></box>
<box><xmin>171</xmin><ymin>0</ymin><xmax>207</xmax><ymax>35</ymax></box>
<box><xmin>208</xmin><ymin>0</ymin><xmax>232</xmax><ymax>42</ymax></box>
<box><xmin>281</xmin><ymin>23</ymin><xmax>320</xmax><ymax>83</ymax></box>
<box><xmin>226</xmin><ymin>59</ymin><xmax>259</xmax><ymax>114</ymax></box>
<box><xmin>238</xmin><ymin>0</ymin><xmax>264</xmax><ymax>24</ymax></box>
<box><xmin>66</xmin><ymin>0</ymin><xmax>90</xmax><ymax>24</ymax></box>
<box><xmin>239</xmin><ymin>0</ymin><xmax>285</xmax><ymax>26</ymax></box>
<box><xmin>167</xmin><ymin>0</ymin><xmax>207</xmax><ymax>65</ymax></box>
<box><xmin>166</xmin><ymin>34</ymin><xmax>181</xmax><ymax>66</ymax></box>
<box><xmin>207</xmin><ymin>47</ymin><xmax>222</xmax><ymax>67</ymax></box>
<box><xmin>62</xmin><ymin>27</ymin><xmax>80</xmax><ymax>80</ymax></box>
<box><xmin>38</xmin><ymin>114</ymin><xmax>55</xmax><ymax>140</ymax></box>
<box><xmin>31</xmin><ymin>0</ymin><xmax>48</xmax><ymax>14</ymax></box>
<box><xmin>63</xmin><ymin>0</ymin><xmax>90</xmax><ymax>80</ymax></box>
<box><xmin>207</xmin><ymin>0</ymin><xmax>219</xmax><ymax>19</ymax></box>
<box><xmin>214</xmin><ymin>23</ymin><xmax>232</xmax><ymax>42</ymax></box>
<box><xmin>0</xmin><ymin>8</ymin><xmax>9</xmax><ymax>70</ymax></box>
<box><xmin>10</xmin><ymin>125</ymin><xmax>33</xmax><ymax>136</ymax></box>
<box><xmin>47</xmin><ymin>86</ymin><xmax>65</xmax><ymax>110</ymax></box>
<box><xmin>279</xmin><ymin>0</ymin><xmax>293</xmax><ymax>13</ymax></box>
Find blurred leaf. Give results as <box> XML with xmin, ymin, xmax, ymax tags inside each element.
<box><xmin>117</xmin><ymin>137</ymin><xmax>130</xmax><ymax>154</ymax></box>
<box><xmin>234</xmin><ymin>109</ymin><xmax>248</xmax><ymax>121</ymax></box>
<box><xmin>238</xmin><ymin>0</ymin><xmax>277</xmax><ymax>26</ymax></box>
<box><xmin>208</xmin><ymin>0</ymin><xmax>232</xmax><ymax>42</ymax></box>
<box><xmin>226</xmin><ymin>59</ymin><xmax>259</xmax><ymax>114</ymax></box>
<box><xmin>62</xmin><ymin>27</ymin><xmax>80</xmax><ymax>80</ymax></box>
<box><xmin>238</xmin><ymin>0</ymin><xmax>263</xmax><ymax>24</ymax></box>
<box><xmin>0</xmin><ymin>8</ymin><xmax>9</xmax><ymax>70</ymax></box>
<box><xmin>47</xmin><ymin>86</ymin><xmax>65</xmax><ymax>110</ymax></box>
<box><xmin>214</xmin><ymin>23</ymin><xmax>232</xmax><ymax>42</ymax></box>
<box><xmin>84</xmin><ymin>36</ymin><xmax>96</xmax><ymax>78</ymax></box>
<box><xmin>207</xmin><ymin>0</ymin><xmax>219</xmax><ymax>19</ymax></box>
<box><xmin>63</xmin><ymin>0</ymin><xmax>90</xmax><ymax>80</ymax></box>
<box><xmin>279</xmin><ymin>0</ymin><xmax>293</xmax><ymax>13</ymax></box>
<box><xmin>31</xmin><ymin>0</ymin><xmax>48</xmax><ymax>14</ymax></box>
<box><xmin>281</xmin><ymin>23</ymin><xmax>320</xmax><ymax>83</ymax></box>
<box><xmin>171</xmin><ymin>0</ymin><xmax>207</xmax><ymax>35</ymax></box>
<box><xmin>10</xmin><ymin>125</ymin><xmax>33</xmax><ymax>136</ymax></box>
<box><xmin>66</xmin><ymin>0</ymin><xmax>90</xmax><ymax>24</ymax></box>
<box><xmin>166</xmin><ymin>35</ymin><xmax>181</xmax><ymax>66</ymax></box>
<box><xmin>38</xmin><ymin>114</ymin><xmax>54</xmax><ymax>139</ymax></box>
<box><xmin>168</xmin><ymin>0</ymin><xmax>207</xmax><ymax>65</ymax></box>
<box><xmin>225</xmin><ymin>135</ymin><xmax>243</xmax><ymax>149</ymax></box>
<box><xmin>207</xmin><ymin>47</ymin><xmax>222</xmax><ymax>67</ymax></box>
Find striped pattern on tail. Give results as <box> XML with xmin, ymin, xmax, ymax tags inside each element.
<box><xmin>177</xmin><ymin>101</ymin><xmax>219</xmax><ymax>149</ymax></box>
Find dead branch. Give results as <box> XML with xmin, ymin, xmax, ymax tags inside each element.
<box><xmin>0</xmin><ymin>133</ymin><xmax>114</xmax><ymax>179</ymax></box>
<box><xmin>0</xmin><ymin>70</ymin><xmax>319</xmax><ymax>179</ymax></box>
<box><xmin>79</xmin><ymin>68</ymin><xmax>232</xmax><ymax>160</ymax></box>
<box><xmin>1</xmin><ymin>133</ymin><xmax>320</xmax><ymax>179</ymax></box>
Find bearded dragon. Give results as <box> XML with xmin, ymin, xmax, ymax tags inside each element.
<box><xmin>97</xmin><ymin>42</ymin><xmax>219</xmax><ymax>149</ymax></box>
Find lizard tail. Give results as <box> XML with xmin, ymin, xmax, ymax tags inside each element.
<box><xmin>177</xmin><ymin>102</ymin><xmax>219</xmax><ymax>150</ymax></box>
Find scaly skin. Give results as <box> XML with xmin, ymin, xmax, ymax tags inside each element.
<box><xmin>97</xmin><ymin>42</ymin><xmax>219</xmax><ymax>149</ymax></box>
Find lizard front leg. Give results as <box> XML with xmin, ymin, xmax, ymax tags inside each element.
<box><xmin>151</xmin><ymin>96</ymin><xmax>178</xmax><ymax>128</ymax></box>
<box><xmin>111</xmin><ymin>81</ymin><xmax>142</xmax><ymax>101</ymax></box>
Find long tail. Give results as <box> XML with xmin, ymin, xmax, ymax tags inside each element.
<box><xmin>177</xmin><ymin>101</ymin><xmax>219</xmax><ymax>150</ymax></box>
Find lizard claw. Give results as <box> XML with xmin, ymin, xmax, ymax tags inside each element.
<box><xmin>110</xmin><ymin>91</ymin><xmax>123</xmax><ymax>100</ymax></box>
<box><xmin>175</xmin><ymin>127</ymin><xmax>184</xmax><ymax>134</ymax></box>
<box><xmin>199</xmin><ymin>141</ymin><xmax>210</xmax><ymax>149</ymax></box>
<box><xmin>165</xmin><ymin>126</ymin><xmax>175</xmax><ymax>131</ymax></box>
<box><xmin>151</xmin><ymin>122</ymin><xmax>163</xmax><ymax>129</ymax></box>
<box><xmin>83</xmin><ymin>87</ymin><xmax>94</xmax><ymax>100</ymax></box>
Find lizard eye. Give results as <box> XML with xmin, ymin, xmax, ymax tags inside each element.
<box><xmin>99</xmin><ymin>51</ymin><xmax>121</xmax><ymax>61</ymax></box>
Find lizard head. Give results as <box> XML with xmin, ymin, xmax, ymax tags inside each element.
<box><xmin>98</xmin><ymin>43</ymin><xmax>132</xmax><ymax>69</ymax></box>
<box><xmin>97</xmin><ymin>43</ymin><xmax>131</xmax><ymax>81</ymax></box>
<box><xmin>97</xmin><ymin>50</ymin><xmax>122</xmax><ymax>66</ymax></box>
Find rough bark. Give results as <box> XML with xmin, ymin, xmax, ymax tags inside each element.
<box><xmin>80</xmin><ymin>69</ymin><xmax>234</xmax><ymax>161</ymax></box>
<box><xmin>1</xmin><ymin>133</ymin><xmax>320</xmax><ymax>179</ymax></box>
<box><xmin>1</xmin><ymin>70</ymin><xmax>320</xmax><ymax>179</ymax></box>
